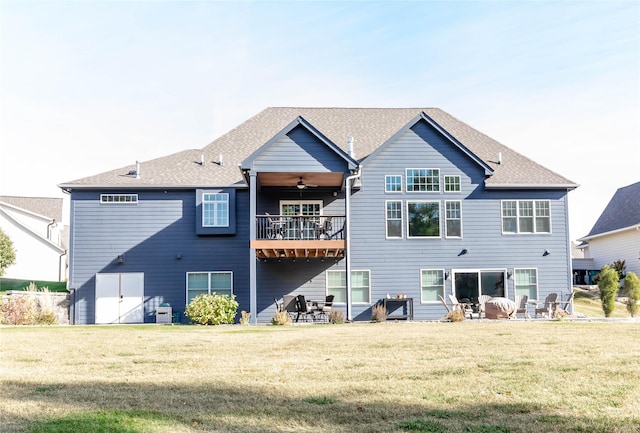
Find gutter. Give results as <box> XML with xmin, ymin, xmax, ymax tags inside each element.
<box><xmin>344</xmin><ymin>168</ymin><xmax>361</xmax><ymax>322</ymax></box>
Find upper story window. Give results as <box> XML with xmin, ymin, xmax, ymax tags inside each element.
<box><xmin>444</xmin><ymin>175</ymin><xmax>461</xmax><ymax>192</ymax></box>
<box><xmin>502</xmin><ymin>200</ymin><xmax>551</xmax><ymax>234</ymax></box>
<box><xmin>100</xmin><ymin>194</ymin><xmax>138</xmax><ymax>204</ymax></box>
<box><xmin>385</xmin><ymin>175</ymin><xmax>402</xmax><ymax>192</ymax></box>
<box><xmin>406</xmin><ymin>169</ymin><xmax>440</xmax><ymax>192</ymax></box>
<box><xmin>385</xmin><ymin>200</ymin><xmax>402</xmax><ymax>238</ymax></box>
<box><xmin>407</xmin><ymin>201</ymin><xmax>440</xmax><ymax>238</ymax></box>
<box><xmin>203</xmin><ymin>193</ymin><xmax>229</xmax><ymax>227</ymax></box>
<box><xmin>445</xmin><ymin>201</ymin><xmax>462</xmax><ymax>238</ymax></box>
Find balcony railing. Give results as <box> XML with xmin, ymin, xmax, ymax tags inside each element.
<box><xmin>256</xmin><ymin>215</ymin><xmax>345</xmax><ymax>241</ymax></box>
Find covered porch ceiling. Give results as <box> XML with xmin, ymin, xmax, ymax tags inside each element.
<box><xmin>257</xmin><ymin>172</ymin><xmax>345</xmax><ymax>189</ymax></box>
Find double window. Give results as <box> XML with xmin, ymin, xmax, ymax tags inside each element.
<box><xmin>203</xmin><ymin>193</ymin><xmax>229</xmax><ymax>227</ymax></box>
<box><xmin>327</xmin><ymin>270</ymin><xmax>370</xmax><ymax>304</ymax></box>
<box><xmin>502</xmin><ymin>200</ymin><xmax>551</xmax><ymax>233</ymax></box>
<box><xmin>186</xmin><ymin>271</ymin><xmax>233</xmax><ymax>304</ymax></box>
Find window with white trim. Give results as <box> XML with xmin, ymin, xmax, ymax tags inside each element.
<box><xmin>100</xmin><ymin>194</ymin><xmax>138</xmax><ymax>204</ymax></box>
<box><xmin>406</xmin><ymin>168</ymin><xmax>440</xmax><ymax>192</ymax></box>
<box><xmin>444</xmin><ymin>175</ymin><xmax>461</xmax><ymax>192</ymax></box>
<box><xmin>514</xmin><ymin>268</ymin><xmax>538</xmax><ymax>300</ymax></box>
<box><xmin>407</xmin><ymin>201</ymin><xmax>440</xmax><ymax>238</ymax></box>
<box><xmin>385</xmin><ymin>175</ymin><xmax>402</xmax><ymax>192</ymax></box>
<box><xmin>203</xmin><ymin>193</ymin><xmax>229</xmax><ymax>227</ymax></box>
<box><xmin>326</xmin><ymin>270</ymin><xmax>370</xmax><ymax>304</ymax></box>
<box><xmin>421</xmin><ymin>269</ymin><xmax>445</xmax><ymax>302</ymax></box>
<box><xmin>445</xmin><ymin>201</ymin><xmax>462</xmax><ymax>238</ymax></box>
<box><xmin>502</xmin><ymin>200</ymin><xmax>551</xmax><ymax>234</ymax></box>
<box><xmin>385</xmin><ymin>200</ymin><xmax>402</xmax><ymax>238</ymax></box>
<box><xmin>186</xmin><ymin>271</ymin><xmax>233</xmax><ymax>304</ymax></box>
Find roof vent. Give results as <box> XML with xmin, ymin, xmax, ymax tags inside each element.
<box><xmin>347</xmin><ymin>136</ymin><xmax>354</xmax><ymax>159</ymax></box>
<box><xmin>498</xmin><ymin>152</ymin><xmax>503</xmax><ymax>165</ymax></box>
<box><xmin>135</xmin><ymin>161</ymin><xmax>140</xmax><ymax>179</ymax></box>
<box><xmin>218</xmin><ymin>154</ymin><xmax>223</xmax><ymax>166</ymax></box>
<box><xmin>200</xmin><ymin>154</ymin><xmax>205</xmax><ymax>166</ymax></box>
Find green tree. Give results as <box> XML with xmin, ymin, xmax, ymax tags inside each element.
<box><xmin>597</xmin><ymin>265</ymin><xmax>619</xmax><ymax>317</ymax></box>
<box><xmin>0</xmin><ymin>228</ymin><xmax>16</xmax><ymax>276</ymax></box>
<box><xmin>623</xmin><ymin>272</ymin><xmax>640</xmax><ymax>317</ymax></box>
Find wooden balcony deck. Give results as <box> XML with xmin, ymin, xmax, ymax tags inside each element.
<box><xmin>253</xmin><ymin>215</ymin><xmax>345</xmax><ymax>259</ymax></box>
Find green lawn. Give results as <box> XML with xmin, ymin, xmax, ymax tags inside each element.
<box><xmin>1</xmin><ymin>321</ymin><xmax>639</xmax><ymax>433</ymax></box>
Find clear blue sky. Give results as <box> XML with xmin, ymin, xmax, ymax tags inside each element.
<box><xmin>1</xmin><ymin>0</ymin><xmax>638</xmax><ymax>241</ymax></box>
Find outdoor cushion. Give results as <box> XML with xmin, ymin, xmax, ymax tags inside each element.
<box><xmin>484</xmin><ymin>297</ymin><xmax>516</xmax><ymax>319</ymax></box>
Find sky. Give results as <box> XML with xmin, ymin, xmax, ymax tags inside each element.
<box><xmin>0</xmin><ymin>0</ymin><xmax>638</xmax><ymax>242</ymax></box>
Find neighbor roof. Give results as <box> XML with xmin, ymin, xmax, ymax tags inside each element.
<box><xmin>582</xmin><ymin>181</ymin><xmax>640</xmax><ymax>239</ymax></box>
<box><xmin>59</xmin><ymin>107</ymin><xmax>577</xmax><ymax>190</ymax></box>
<box><xmin>0</xmin><ymin>196</ymin><xmax>63</xmax><ymax>222</ymax></box>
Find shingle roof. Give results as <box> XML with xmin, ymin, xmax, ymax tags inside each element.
<box><xmin>59</xmin><ymin>107</ymin><xmax>577</xmax><ymax>189</ymax></box>
<box><xmin>584</xmin><ymin>181</ymin><xmax>640</xmax><ymax>238</ymax></box>
<box><xmin>0</xmin><ymin>196</ymin><xmax>63</xmax><ymax>222</ymax></box>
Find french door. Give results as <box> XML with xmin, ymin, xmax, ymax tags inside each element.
<box><xmin>95</xmin><ymin>273</ymin><xmax>145</xmax><ymax>324</ymax></box>
<box><xmin>279</xmin><ymin>200</ymin><xmax>322</xmax><ymax>240</ymax></box>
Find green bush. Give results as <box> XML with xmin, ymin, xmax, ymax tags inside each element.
<box><xmin>623</xmin><ymin>271</ymin><xmax>640</xmax><ymax>317</ymax></box>
<box><xmin>597</xmin><ymin>265</ymin><xmax>619</xmax><ymax>317</ymax></box>
<box><xmin>185</xmin><ymin>294</ymin><xmax>238</xmax><ymax>325</ymax></box>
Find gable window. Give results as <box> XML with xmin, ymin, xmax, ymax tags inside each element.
<box><xmin>514</xmin><ymin>268</ymin><xmax>538</xmax><ymax>300</ymax></box>
<box><xmin>203</xmin><ymin>193</ymin><xmax>229</xmax><ymax>227</ymax></box>
<box><xmin>421</xmin><ymin>269</ymin><xmax>445</xmax><ymax>302</ymax></box>
<box><xmin>385</xmin><ymin>175</ymin><xmax>402</xmax><ymax>192</ymax></box>
<box><xmin>326</xmin><ymin>270</ymin><xmax>370</xmax><ymax>304</ymax></box>
<box><xmin>445</xmin><ymin>201</ymin><xmax>462</xmax><ymax>238</ymax></box>
<box><xmin>444</xmin><ymin>175</ymin><xmax>461</xmax><ymax>192</ymax></box>
<box><xmin>100</xmin><ymin>194</ymin><xmax>138</xmax><ymax>204</ymax></box>
<box><xmin>407</xmin><ymin>201</ymin><xmax>440</xmax><ymax>238</ymax></box>
<box><xmin>186</xmin><ymin>271</ymin><xmax>233</xmax><ymax>304</ymax></box>
<box><xmin>406</xmin><ymin>169</ymin><xmax>440</xmax><ymax>192</ymax></box>
<box><xmin>502</xmin><ymin>200</ymin><xmax>551</xmax><ymax>234</ymax></box>
<box><xmin>385</xmin><ymin>200</ymin><xmax>402</xmax><ymax>238</ymax></box>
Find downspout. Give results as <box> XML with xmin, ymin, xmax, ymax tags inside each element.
<box><xmin>344</xmin><ymin>168</ymin><xmax>361</xmax><ymax>322</ymax></box>
<box><xmin>47</xmin><ymin>219</ymin><xmax>56</xmax><ymax>241</ymax></box>
<box><xmin>59</xmin><ymin>250</ymin><xmax>67</xmax><ymax>282</ymax></box>
<box><xmin>249</xmin><ymin>171</ymin><xmax>258</xmax><ymax>324</ymax></box>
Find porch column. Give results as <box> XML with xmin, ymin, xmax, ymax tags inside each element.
<box><xmin>249</xmin><ymin>171</ymin><xmax>258</xmax><ymax>324</ymax></box>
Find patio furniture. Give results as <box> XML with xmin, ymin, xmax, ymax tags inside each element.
<box><xmin>295</xmin><ymin>295</ymin><xmax>317</xmax><ymax>322</ymax></box>
<box><xmin>282</xmin><ymin>295</ymin><xmax>297</xmax><ymax>320</ymax></box>
<box><xmin>515</xmin><ymin>294</ymin><xmax>530</xmax><ymax>319</ymax></box>
<box><xmin>315</xmin><ymin>295</ymin><xmax>334</xmax><ymax>322</ymax></box>
<box><xmin>484</xmin><ymin>297</ymin><xmax>517</xmax><ymax>319</ymax></box>
<box><xmin>265</xmin><ymin>213</ymin><xmax>284</xmax><ymax>239</ymax></box>
<box><xmin>438</xmin><ymin>295</ymin><xmax>451</xmax><ymax>313</ymax></box>
<box><xmin>449</xmin><ymin>294</ymin><xmax>473</xmax><ymax>319</ymax></box>
<box><xmin>556</xmin><ymin>291</ymin><xmax>575</xmax><ymax>314</ymax></box>
<box><xmin>478</xmin><ymin>295</ymin><xmax>492</xmax><ymax>319</ymax></box>
<box><xmin>274</xmin><ymin>297</ymin><xmax>283</xmax><ymax>312</ymax></box>
<box><xmin>314</xmin><ymin>217</ymin><xmax>333</xmax><ymax>240</ymax></box>
<box><xmin>534</xmin><ymin>293</ymin><xmax>558</xmax><ymax>318</ymax></box>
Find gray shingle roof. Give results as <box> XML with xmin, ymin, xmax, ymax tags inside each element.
<box><xmin>584</xmin><ymin>181</ymin><xmax>640</xmax><ymax>238</ymax></box>
<box><xmin>59</xmin><ymin>107</ymin><xmax>577</xmax><ymax>189</ymax></box>
<box><xmin>0</xmin><ymin>196</ymin><xmax>63</xmax><ymax>222</ymax></box>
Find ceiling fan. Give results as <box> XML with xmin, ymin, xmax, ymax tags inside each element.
<box><xmin>296</xmin><ymin>177</ymin><xmax>317</xmax><ymax>190</ymax></box>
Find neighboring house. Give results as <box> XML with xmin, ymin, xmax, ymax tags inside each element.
<box><xmin>0</xmin><ymin>196</ymin><xmax>68</xmax><ymax>281</ymax></box>
<box><xmin>576</xmin><ymin>181</ymin><xmax>640</xmax><ymax>281</ymax></box>
<box><xmin>59</xmin><ymin>107</ymin><xmax>578</xmax><ymax>324</ymax></box>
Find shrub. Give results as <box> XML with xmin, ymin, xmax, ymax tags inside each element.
<box><xmin>271</xmin><ymin>310</ymin><xmax>292</xmax><ymax>325</ymax></box>
<box><xmin>239</xmin><ymin>310</ymin><xmax>251</xmax><ymax>325</ymax></box>
<box><xmin>329</xmin><ymin>309</ymin><xmax>345</xmax><ymax>324</ymax></box>
<box><xmin>597</xmin><ymin>265</ymin><xmax>619</xmax><ymax>317</ymax></box>
<box><xmin>1</xmin><ymin>296</ymin><xmax>38</xmax><ymax>325</ymax></box>
<box><xmin>623</xmin><ymin>271</ymin><xmax>640</xmax><ymax>317</ymax></box>
<box><xmin>185</xmin><ymin>294</ymin><xmax>238</xmax><ymax>325</ymax></box>
<box><xmin>371</xmin><ymin>304</ymin><xmax>387</xmax><ymax>322</ymax></box>
<box><xmin>447</xmin><ymin>309</ymin><xmax>466</xmax><ymax>322</ymax></box>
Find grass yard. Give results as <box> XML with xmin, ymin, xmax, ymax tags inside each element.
<box><xmin>1</xmin><ymin>321</ymin><xmax>639</xmax><ymax>433</ymax></box>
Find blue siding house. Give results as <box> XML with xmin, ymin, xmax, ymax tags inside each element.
<box><xmin>59</xmin><ymin>108</ymin><xmax>578</xmax><ymax>324</ymax></box>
